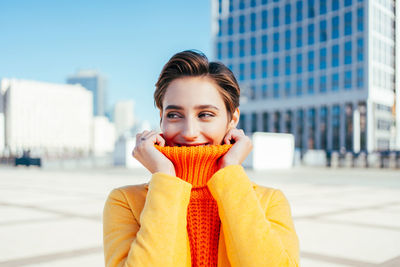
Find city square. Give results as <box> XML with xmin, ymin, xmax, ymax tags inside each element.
<box><xmin>0</xmin><ymin>166</ymin><xmax>399</xmax><ymax>267</ymax></box>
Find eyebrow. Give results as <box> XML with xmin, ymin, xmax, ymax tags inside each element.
<box><xmin>165</xmin><ymin>105</ymin><xmax>220</xmax><ymax>111</ymax></box>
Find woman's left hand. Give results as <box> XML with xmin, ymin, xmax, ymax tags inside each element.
<box><xmin>219</xmin><ymin>128</ymin><xmax>253</xmax><ymax>169</ymax></box>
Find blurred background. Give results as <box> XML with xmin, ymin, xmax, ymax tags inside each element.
<box><xmin>0</xmin><ymin>0</ymin><xmax>399</xmax><ymax>266</ymax></box>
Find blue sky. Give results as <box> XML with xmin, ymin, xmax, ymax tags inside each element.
<box><xmin>0</xmin><ymin>0</ymin><xmax>212</xmax><ymax>128</ymax></box>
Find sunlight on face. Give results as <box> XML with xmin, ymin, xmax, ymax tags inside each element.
<box><xmin>160</xmin><ymin>76</ymin><xmax>235</xmax><ymax>147</ymax></box>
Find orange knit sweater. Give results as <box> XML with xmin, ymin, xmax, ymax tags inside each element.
<box><xmin>155</xmin><ymin>144</ymin><xmax>232</xmax><ymax>267</ymax></box>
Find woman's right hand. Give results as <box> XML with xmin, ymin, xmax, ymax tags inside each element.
<box><xmin>132</xmin><ymin>130</ymin><xmax>176</xmax><ymax>176</ymax></box>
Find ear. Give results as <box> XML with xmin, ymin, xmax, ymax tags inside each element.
<box><xmin>228</xmin><ymin>108</ymin><xmax>240</xmax><ymax>130</ymax></box>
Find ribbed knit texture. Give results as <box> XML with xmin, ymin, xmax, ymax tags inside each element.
<box><xmin>155</xmin><ymin>144</ymin><xmax>232</xmax><ymax>267</ymax></box>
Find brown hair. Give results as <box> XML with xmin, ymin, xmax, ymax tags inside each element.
<box><xmin>154</xmin><ymin>50</ymin><xmax>240</xmax><ymax>119</ymax></box>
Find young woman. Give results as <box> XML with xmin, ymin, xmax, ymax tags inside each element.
<box><xmin>103</xmin><ymin>50</ymin><xmax>299</xmax><ymax>267</ymax></box>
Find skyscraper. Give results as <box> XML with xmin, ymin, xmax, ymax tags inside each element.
<box><xmin>67</xmin><ymin>70</ymin><xmax>107</xmax><ymax>116</ymax></box>
<box><xmin>212</xmin><ymin>0</ymin><xmax>399</xmax><ymax>153</ymax></box>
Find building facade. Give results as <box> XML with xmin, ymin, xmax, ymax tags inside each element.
<box><xmin>0</xmin><ymin>78</ymin><xmax>93</xmax><ymax>158</ymax></box>
<box><xmin>67</xmin><ymin>70</ymin><xmax>107</xmax><ymax>116</ymax></box>
<box><xmin>114</xmin><ymin>100</ymin><xmax>135</xmax><ymax>138</ymax></box>
<box><xmin>212</xmin><ymin>0</ymin><xmax>399</xmax><ymax>152</ymax></box>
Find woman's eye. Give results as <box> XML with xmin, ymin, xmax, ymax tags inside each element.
<box><xmin>166</xmin><ymin>113</ymin><xmax>180</xmax><ymax>119</ymax></box>
<box><xmin>199</xmin><ymin>113</ymin><xmax>214</xmax><ymax>119</ymax></box>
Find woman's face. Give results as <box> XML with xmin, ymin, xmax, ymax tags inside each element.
<box><xmin>160</xmin><ymin>76</ymin><xmax>239</xmax><ymax>147</ymax></box>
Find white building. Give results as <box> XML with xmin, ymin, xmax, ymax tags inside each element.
<box><xmin>0</xmin><ymin>78</ymin><xmax>93</xmax><ymax>158</ymax></box>
<box><xmin>212</xmin><ymin>0</ymin><xmax>398</xmax><ymax>153</ymax></box>
<box><xmin>114</xmin><ymin>100</ymin><xmax>135</xmax><ymax>138</ymax></box>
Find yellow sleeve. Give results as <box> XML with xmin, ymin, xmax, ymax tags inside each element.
<box><xmin>103</xmin><ymin>173</ymin><xmax>192</xmax><ymax>267</ymax></box>
<box><xmin>206</xmin><ymin>165</ymin><xmax>300</xmax><ymax>267</ymax></box>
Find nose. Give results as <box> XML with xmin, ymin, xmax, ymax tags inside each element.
<box><xmin>181</xmin><ymin>118</ymin><xmax>199</xmax><ymax>141</ymax></box>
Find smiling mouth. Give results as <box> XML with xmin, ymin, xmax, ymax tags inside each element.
<box><xmin>176</xmin><ymin>143</ymin><xmax>210</xmax><ymax>147</ymax></box>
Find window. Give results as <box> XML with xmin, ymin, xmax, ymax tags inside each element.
<box><xmin>273</xmin><ymin>7</ymin><xmax>280</xmax><ymax>27</ymax></box>
<box><xmin>320</xmin><ymin>0</ymin><xmax>327</xmax><ymax>14</ymax></box>
<box><xmin>357</xmin><ymin>8</ymin><xmax>364</xmax><ymax>32</ymax></box>
<box><xmin>296</xmin><ymin>1</ymin><xmax>303</xmax><ymax>22</ymax></box>
<box><xmin>239</xmin><ymin>15</ymin><xmax>246</xmax><ymax>33</ymax></box>
<box><xmin>239</xmin><ymin>0</ymin><xmax>245</xmax><ymax>9</ymax></box>
<box><xmin>320</xmin><ymin>106</ymin><xmax>328</xmax><ymax>149</ymax></box>
<box><xmin>228</xmin><ymin>40</ymin><xmax>234</xmax><ymax>58</ymax></box>
<box><xmin>273</xmin><ymin>32</ymin><xmax>280</xmax><ymax>52</ymax></box>
<box><xmin>251</xmin><ymin>0</ymin><xmax>257</xmax><ymax>7</ymax></box>
<box><xmin>308</xmin><ymin>77</ymin><xmax>314</xmax><ymax>94</ymax></box>
<box><xmin>285</xmin><ymin>82</ymin><xmax>291</xmax><ymax>97</ymax></box>
<box><xmin>332</xmin><ymin>44</ymin><xmax>339</xmax><ymax>67</ymax></box>
<box><xmin>217</xmin><ymin>42</ymin><xmax>222</xmax><ymax>59</ymax></box>
<box><xmin>285</xmin><ymin>56</ymin><xmax>291</xmax><ymax>75</ymax></box>
<box><xmin>261</xmin><ymin>35</ymin><xmax>268</xmax><ymax>54</ymax></box>
<box><xmin>320</xmin><ymin>20</ymin><xmax>327</xmax><ymax>42</ymax></box>
<box><xmin>251</xmin><ymin>61</ymin><xmax>257</xmax><ymax>79</ymax></box>
<box><xmin>332</xmin><ymin>16</ymin><xmax>339</xmax><ymax>39</ymax></box>
<box><xmin>273</xmin><ymin>83</ymin><xmax>280</xmax><ymax>98</ymax></box>
<box><xmin>285</xmin><ymin>4</ymin><xmax>291</xmax><ymax>24</ymax></box>
<box><xmin>273</xmin><ymin>57</ymin><xmax>279</xmax><ymax>76</ymax></box>
<box><xmin>345</xmin><ymin>0</ymin><xmax>352</xmax><ymax>7</ymax></box>
<box><xmin>251</xmin><ymin>37</ymin><xmax>257</xmax><ymax>55</ymax></box>
<box><xmin>239</xmin><ymin>113</ymin><xmax>246</xmax><ymax>132</ymax></box>
<box><xmin>251</xmin><ymin>113</ymin><xmax>257</xmax><ymax>132</ymax></box>
<box><xmin>296</xmin><ymin>53</ymin><xmax>302</xmax><ymax>73</ymax></box>
<box><xmin>332</xmin><ymin>73</ymin><xmax>339</xmax><ymax>91</ymax></box>
<box><xmin>218</xmin><ymin>19</ymin><xmax>222</xmax><ymax>36</ymax></box>
<box><xmin>332</xmin><ymin>105</ymin><xmax>340</xmax><ymax>150</ymax></box>
<box><xmin>262</xmin><ymin>10</ymin><xmax>268</xmax><ymax>29</ymax></box>
<box><xmin>344</xmin><ymin>70</ymin><xmax>352</xmax><ymax>89</ymax></box>
<box><xmin>357</xmin><ymin>38</ymin><xmax>363</xmax><ymax>62</ymax></box>
<box><xmin>344</xmin><ymin>12</ymin><xmax>352</xmax><ymax>36</ymax></box>
<box><xmin>262</xmin><ymin>84</ymin><xmax>268</xmax><ymax>98</ymax></box>
<box><xmin>228</xmin><ymin>17</ymin><xmax>234</xmax><ymax>35</ymax></box>
<box><xmin>344</xmin><ymin>41</ymin><xmax>352</xmax><ymax>64</ymax></box>
<box><xmin>320</xmin><ymin>48</ymin><xmax>327</xmax><ymax>69</ymax></box>
<box><xmin>308</xmin><ymin>51</ymin><xmax>314</xmax><ymax>71</ymax></box>
<box><xmin>357</xmin><ymin>68</ymin><xmax>364</xmax><ymax>88</ymax></box>
<box><xmin>296</xmin><ymin>109</ymin><xmax>304</xmax><ymax>148</ymax></box>
<box><xmin>308</xmin><ymin>0</ymin><xmax>315</xmax><ymax>18</ymax></box>
<box><xmin>332</xmin><ymin>0</ymin><xmax>339</xmax><ymax>11</ymax></box>
<box><xmin>296</xmin><ymin>27</ymin><xmax>302</xmax><ymax>47</ymax></box>
<box><xmin>251</xmin><ymin>13</ymin><xmax>257</xmax><ymax>32</ymax></box>
<box><xmin>308</xmin><ymin>24</ymin><xmax>314</xmax><ymax>45</ymax></box>
<box><xmin>239</xmin><ymin>39</ymin><xmax>246</xmax><ymax>57</ymax></box>
<box><xmin>250</xmin><ymin>86</ymin><xmax>256</xmax><ymax>99</ymax></box>
<box><xmin>229</xmin><ymin>0</ymin><xmax>234</xmax><ymax>12</ymax></box>
<box><xmin>262</xmin><ymin>59</ymin><xmax>268</xmax><ymax>78</ymax></box>
<box><xmin>247</xmin><ymin>62</ymin><xmax>252</xmax><ymax>80</ymax></box>
<box><xmin>239</xmin><ymin>63</ymin><xmax>245</xmax><ymax>80</ymax></box>
<box><xmin>320</xmin><ymin>75</ymin><xmax>327</xmax><ymax>92</ymax></box>
<box><xmin>273</xmin><ymin>111</ymin><xmax>281</xmax><ymax>132</ymax></box>
<box><xmin>285</xmin><ymin>30</ymin><xmax>291</xmax><ymax>50</ymax></box>
<box><xmin>296</xmin><ymin>79</ymin><xmax>302</xmax><ymax>96</ymax></box>
<box><xmin>262</xmin><ymin>112</ymin><xmax>269</xmax><ymax>131</ymax></box>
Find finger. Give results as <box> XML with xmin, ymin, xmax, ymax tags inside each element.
<box><xmin>223</xmin><ymin>130</ymin><xmax>234</xmax><ymax>145</ymax></box>
<box><xmin>227</xmin><ymin>129</ymin><xmax>245</xmax><ymax>143</ymax></box>
<box><xmin>154</xmin><ymin>134</ymin><xmax>166</xmax><ymax>146</ymax></box>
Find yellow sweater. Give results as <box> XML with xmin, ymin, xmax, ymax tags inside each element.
<box><xmin>103</xmin><ymin>164</ymin><xmax>300</xmax><ymax>266</ymax></box>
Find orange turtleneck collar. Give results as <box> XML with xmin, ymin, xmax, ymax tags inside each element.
<box><xmin>154</xmin><ymin>144</ymin><xmax>232</xmax><ymax>188</ymax></box>
<box><xmin>154</xmin><ymin>144</ymin><xmax>232</xmax><ymax>267</ymax></box>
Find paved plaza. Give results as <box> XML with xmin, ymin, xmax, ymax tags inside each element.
<box><xmin>0</xmin><ymin>166</ymin><xmax>399</xmax><ymax>267</ymax></box>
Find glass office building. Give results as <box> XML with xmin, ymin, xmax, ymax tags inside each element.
<box><xmin>67</xmin><ymin>70</ymin><xmax>107</xmax><ymax>117</ymax></box>
<box><xmin>212</xmin><ymin>0</ymin><xmax>399</xmax><ymax>152</ymax></box>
